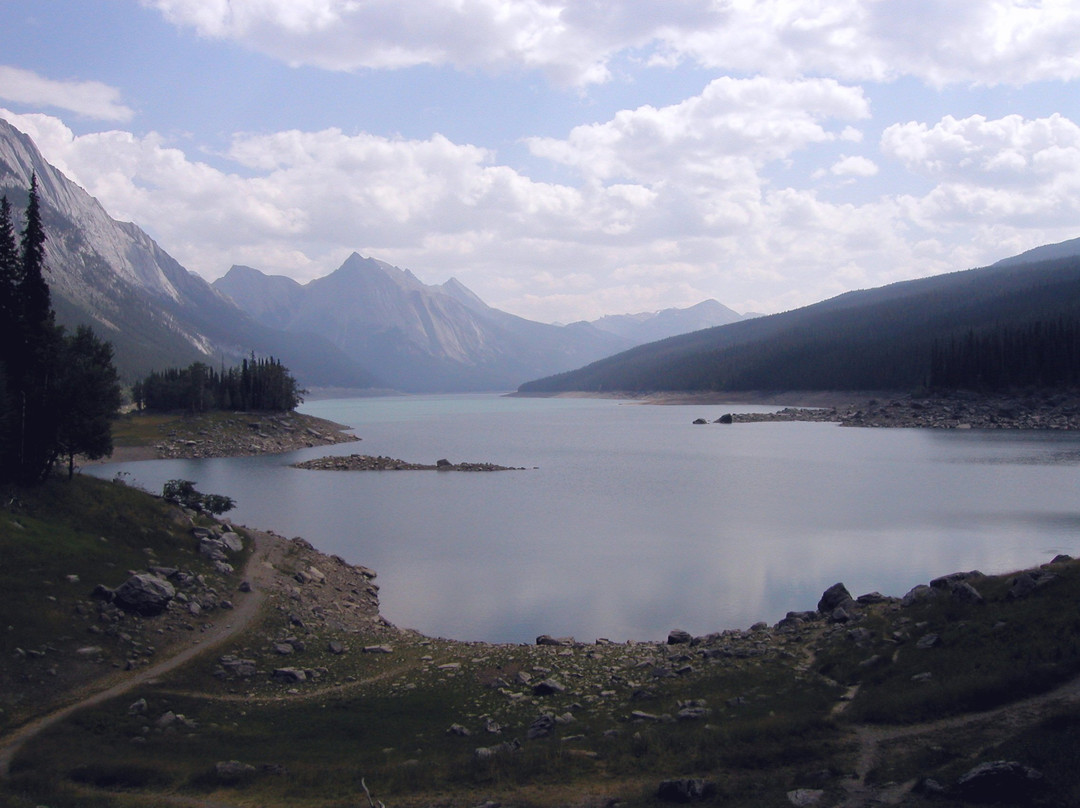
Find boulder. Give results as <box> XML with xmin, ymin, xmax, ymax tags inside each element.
<box><xmin>113</xmin><ymin>574</ymin><xmax>176</xmax><ymax>616</ymax></box>
<box><xmin>717</xmin><ymin>413</ymin><xmax>734</xmax><ymax>424</ymax></box>
<box><xmin>533</xmin><ymin>678</ymin><xmax>566</xmax><ymax>696</ymax></box>
<box><xmin>91</xmin><ymin>583</ymin><xmax>114</xmax><ymax>601</ymax></box>
<box><xmin>817</xmin><ymin>582</ymin><xmax>853</xmax><ymax>614</ymax></box>
<box><xmin>199</xmin><ymin>536</ymin><xmax>229</xmax><ymax>561</ymax></box>
<box><xmin>955</xmin><ymin>760</ymin><xmax>1043</xmax><ymax>803</ymax></box>
<box><xmin>218</xmin><ymin>531</ymin><xmax>244</xmax><ymax>553</ymax></box>
<box><xmin>474</xmin><ymin>739</ymin><xmax>521</xmax><ymax>760</ymax></box>
<box><xmin>271</xmin><ymin>667</ymin><xmax>307</xmax><ymax>683</ymax></box>
<box><xmin>930</xmin><ymin>570</ymin><xmax>983</xmax><ymax>590</ymax></box>
<box><xmin>527</xmin><ymin>713</ymin><xmax>556</xmax><ymax>739</ymax></box>
<box><xmin>916</xmin><ymin>633</ymin><xmax>940</xmax><ymax>649</ymax></box>
<box><xmin>951</xmin><ymin>581</ymin><xmax>984</xmax><ymax>604</ymax></box>
<box><xmin>127</xmin><ymin>697</ymin><xmax>148</xmax><ymax>715</ymax></box>
<box><xmin>901</xmin><ymin>584</ymin><xmax>938</xmax><ymax>607</ymax></box>
<box><xmin>667</xmin><ymin>629</ymin><xmax>692</xmax><ymax>645</ymax></box>
<box><xmin>215</xmin><ymin>760</ymin><xmax>256</xmax><ymax>782</ymax></box>
<box><xmin>786</xmin><ymin>789</ymin><xmax>825</xmax><ymax>806</ymax></box>
<box><xmin>536</xmin><ymin>634</ymin><xmax>575</xmax><ymax>646</ymax></box>
<box><xmin>657</xmin><ymin>779</ymin><xmax>716</xmax><ymax>802</ymax></box>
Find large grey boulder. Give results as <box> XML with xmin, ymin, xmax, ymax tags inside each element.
<box><xmin>817</xmin><ymin>582</ymin><xmax>853</xmax><ymax>614</ymax></box>
<box><xmin>218</xmin><ymin>531</ymin><xmax>244</xmax><ymax>553</ymax></box>
<box><xmin>113</xmin><ymin>574</ymin><xmax>175</xmax><ymax>616</ymax></box>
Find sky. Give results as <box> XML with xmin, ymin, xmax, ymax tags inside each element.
<box><xmin>2</xmin><ymin>1</ymin><xmax>1080</xmax><ymax>324</ymax></box>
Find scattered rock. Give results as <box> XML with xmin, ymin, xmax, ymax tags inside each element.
<box><xmin>527</xmin><ymin>714</ymin><xmax>556</xmax><ymax>739</ymax></box>
<box><xmin>215</xmin><ymin>760</ymin><xmax>256</xmax><ymax>782</ymax></box>
<box><xmin>271</xmin><ymin>667</ymin><xmax>307</xmax><ymax>684</ymax></box>
<box><xmin>112</xmin><ymin>574</ymin><xmax>175</xmax><ymax>616</ymax></box>
<box><xmin>916</xmin><ymin>633</ymin><xmax>941</xmax><ymax>649</ymax></box>
<box><xmin>786</xmin><ymin>788</ymin><xmax>825</xmax><ymax>806</ymax></box>
<box><xmin>657</xmin><ymin>778</ymin><xmax>716</xmax><ymax>802</ymax></box>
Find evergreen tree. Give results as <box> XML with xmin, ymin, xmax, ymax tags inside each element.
<box><xmin>0</xmin><ymin>178</ymin><xmax>121</xmax><ymax>483</ymax></box>
<box><xmin>0</xmin><ymin>196</ymin><xmax>18</xmax><ymax>469</ymax></box>
<box><xmin>54</xmin><ymin>326</ymin><xmax>122</xmax><ymax>478</ymax></box>
<box><xmin>18</xmin><ymin>174</ymin><xmax>51</xmax><ymax>332</ymax></box>
<box><xmin>0</xmin><ymin>196</ymin><xmax>18</xmax><ymax>334</ymax></box>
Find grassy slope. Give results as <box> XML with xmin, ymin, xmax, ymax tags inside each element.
<box><xmin>4</xmin><ymin>478</ymin><xmax>1080</xmax><ymax>806</ymax></box>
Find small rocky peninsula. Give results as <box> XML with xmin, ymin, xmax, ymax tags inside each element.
<box><xmin>111</xmin><ymin>409</ymin><xmax>358</xmax><ymax>461</ymax></box>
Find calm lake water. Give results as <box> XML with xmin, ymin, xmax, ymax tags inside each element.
<box><xmin>88</xmin><ymin>394</ymin><xmax>1080</xmax><ymax>644</ymax></box>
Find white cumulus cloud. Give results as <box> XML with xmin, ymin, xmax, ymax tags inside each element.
<box><xmin>0</xmin><ymin>66</ymin><xmax>134</xmax><ymax>122</ymax></box>
<box><xmin>141</xmin><ymin>0</ymin><xmax>1080</xmax><ymax>87</ymax></box>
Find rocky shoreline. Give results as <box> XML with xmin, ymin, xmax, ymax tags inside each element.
<box><xmin>110</xmin><ymin>410</ymin><xmax>358</xmax><ymax>461</ymax></box>
<box><xmin>695</xmin><ymin>391</ymin><xmax>1080</xmax><ymax>430</ymax></box>
<box><xmin>293</xmin><ymin>453</ymin><xmax>525</xmax><ymax>471</ymax></box>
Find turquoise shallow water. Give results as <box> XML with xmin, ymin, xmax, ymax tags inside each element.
<box><xmin>89</xmin><ymin>394</ymin><xmax>1080</xmax><ymax>643</ymax></box>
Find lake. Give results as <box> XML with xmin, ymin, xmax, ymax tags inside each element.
<box><xmin>88</xmin><ymin>394</ymin><xmax>1080</xmax><ymax>644</ymax></box>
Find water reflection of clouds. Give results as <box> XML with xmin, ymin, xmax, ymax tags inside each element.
<box><xmin>89</xmin><ymin>396</ymin><xmax>1080</xmax><ymax>644</ymax></box>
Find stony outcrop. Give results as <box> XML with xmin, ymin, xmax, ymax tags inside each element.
<box><xmin>112</xmin><ymin>574</ymin><xmax>176</xmax><ymax>616</ymax></box>
<box><xmin>708</xmin><ymin>391</ymin><xmax>1080</xmax><ymax>430</ymax></box>
<box><xmin>148</xmin><ymin>411</ymin><xmax>357</xmax><ymax>459</ymax></box>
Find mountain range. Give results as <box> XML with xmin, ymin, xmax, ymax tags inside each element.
<box><xmin>0</xmin><ymin>118</ymin><xmax>741</xmax><ymax>393</ymax></box>
<box><xmin>213</xmin><ymin>260</ymin><xmax>744</xmax><ymax>392</ymax></box>
<box><xmin>519</xmin><ymin>245</ymin><xmax>1080</xmax><ymax>394</ymax></box>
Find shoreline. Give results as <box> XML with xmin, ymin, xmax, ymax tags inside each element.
<box><xmin>517</xmin><ymin>389</ymin><xmax>1080</xmax><ymax>430</ymax></box>
<box><xmin>97</xmin><ymin>409</ymin><xmax>358</xmax><ymax>464</ymax></box>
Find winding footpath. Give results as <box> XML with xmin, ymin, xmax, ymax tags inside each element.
<box><xmin>837</xmin><ymin>672</ymin><xmax>1080</xmax><ymax>806</ymax></box>
<box><xmin>0</xmin><ymin>529</ymin><xmax>284</xmax><ymax>779</ymax></box>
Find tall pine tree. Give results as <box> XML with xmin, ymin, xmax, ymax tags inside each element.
<box><xmin>0</xmin><ymin>175</ymin><xmax>121</xmax><ymax>483</ymax></box>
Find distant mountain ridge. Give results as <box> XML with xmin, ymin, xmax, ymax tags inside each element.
<box><xmin>215</xmin><ymin>257</ymin><xmax>630</xmax><ymax>392</ymax></box>
<box><xmin>215</xmin><ymin>258</ymin><xmax>750</xmax><ymax>392</ymax></box>
<box><xmin>0</xmin><ymin>118</ymin><xmax>375</xmax><ymax>387</ymax></box>
<box><xmin>519</xmin><ymin>251</ymin><xmax>1080</xmax><ymax>395</ymax></box>
<box><xmin>586</xmin><ymin>299</ymin><xmax>745</xmax><ymax>343</ymax></box>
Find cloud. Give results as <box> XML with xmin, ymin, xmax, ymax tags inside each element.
<box><xmin>527</xmin><ymin>77</ymin><xmax>870</xmax><ymax>184</ymax></box>
<box><xmin>5</xmin><ymin>100</ymin><xmax>1080</xmax><ymax>325</ymax></box>
<box><xmin>829</xmin><ymin>155</ymin><xmax>878</xmax><ymax>177</ymax></box>
<box><xmin>881</xmin><ymin>113</ymin><xmax>1080</xmax><ymax>228</ymax></box>
<box><xmin>142</xmin><ymin>0</ymin><xmax>1080</xmax><ymax>87</ymax></box>
<box><xmin>0</xmin><ymin>66</ymin><xmax>134</xmax><ymax>122</ymax></box>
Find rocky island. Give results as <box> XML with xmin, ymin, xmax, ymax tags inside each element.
<box><xmin>293</xmin><ymin>454</ymin><xmax>525</xmax><ymax>471</ymax></box>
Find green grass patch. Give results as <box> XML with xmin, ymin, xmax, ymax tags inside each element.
<box><xmin>110</xmin><ymin>412</ymin><xmax>179</xmax><ymax>448</ymax></box>
<box><xmin>817</xmin><ymin>564</ymin><xmax>1080</xmax><ymax>724</ymax></box>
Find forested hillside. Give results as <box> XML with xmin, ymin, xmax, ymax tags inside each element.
<box><xmin>519</xmin><ymin>256</ymin><xmax>1080</xmax><ymax>394</ymax></box>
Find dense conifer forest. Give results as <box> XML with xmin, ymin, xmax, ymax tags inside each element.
<box><xmin>133</xmin><ymin>356</ymin><xmax>303</xmax><ymax>414</ymax></box>
<box><xmin>519</xmin><ymin>256</ymin><xmax>1080</xmax><ymax>395</ymax></box>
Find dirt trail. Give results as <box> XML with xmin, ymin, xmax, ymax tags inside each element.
<box><xmin>838</xmin><ymin>672</ymin><xmax>1080</xmax><ymax>806</ymax></box>
<box><xmin>0</xmin><ymin>529</ymin><xmax>285</xmax><ymax>779</ymax></box>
